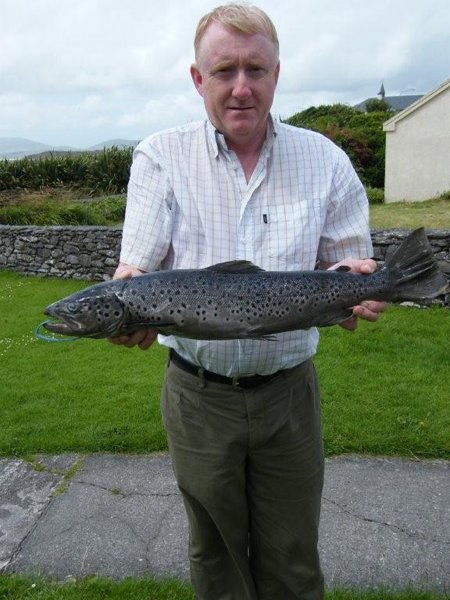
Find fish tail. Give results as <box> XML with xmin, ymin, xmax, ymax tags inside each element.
<box><xmin>385</xmin><ymin>228</ymin><xmax>449</xmax><ymax>301</ymax></box>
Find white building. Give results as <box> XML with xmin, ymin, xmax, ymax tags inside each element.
<box><xmin>383</xmin><ymin>78</ymin><xmax>450</xmax><ymax>203</ymax></box>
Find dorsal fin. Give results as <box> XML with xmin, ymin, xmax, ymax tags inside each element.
<box><xmin>204</xmin><ymin>260</ymin><xmax>265</xmax><ymax>274</ymax></box>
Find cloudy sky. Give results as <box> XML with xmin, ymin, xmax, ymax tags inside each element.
<box><xmin>1</xmin><ymin>0</ymin><xmax>449</xmax><ymax>148</ymax></box>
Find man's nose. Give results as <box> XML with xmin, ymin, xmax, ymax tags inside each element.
<box><xmin>232</xmin><ymin>71</ymin><xmax>252</xmax><ymax>99</ymax></box>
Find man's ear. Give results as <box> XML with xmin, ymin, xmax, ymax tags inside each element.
<box><xmin>274</xmin><ymin>61</ymin><xmax>280</xmax><ymax>86</ymax></box>
<box><xmin>190</xmin><ymin>64</ymin><xmax>204</xmax><ymax>97</ymax></box>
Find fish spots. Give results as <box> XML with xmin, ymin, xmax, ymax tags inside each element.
<box><xmin>195</xmin><ymin>305</ymin><xmax>208</xmax><ymax>321</ymax></box>
<box><xmin>96</xmin><ymin>302</ymin><xmax>112</xmax><ymax>319</ymax></box>
<box><xmin>86</xmin><ymin>263</ymin><xmax>383</xmax><ymax>339</ymax></box>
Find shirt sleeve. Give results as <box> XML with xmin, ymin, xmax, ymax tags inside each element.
<box><xmin>318</xmin><ymin>147</ymin><xmax>373</xmax><ymax>264</ymax></box>
<box><xmin>119</xmin><ymin>142</ymin><xmax>173</xmax><ymax>272</ymax></box>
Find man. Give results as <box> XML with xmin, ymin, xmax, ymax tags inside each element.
<box><xmin>111</xmin><ymin>4</ymin><xmax>385</xmax><ymax>599</ymax></box>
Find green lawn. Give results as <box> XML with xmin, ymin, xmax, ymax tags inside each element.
<box><xmin>0</xmin><ymin>575</ymin><xmax>446</xmax><ymax>600</ymax></box>
<box><xmin>369</xmin><ymin>196</ymin><xmax>450</xmax><ymax>229</ymax></box>
<box><xmin>0</xmin><ymin>272</ymin><xmax>166</xmax><ymax>456</ymax></box>
<box><xmin>1</xmin><ymin>271</ymin><xmax>449</xmax><ymax>459</ymax></box>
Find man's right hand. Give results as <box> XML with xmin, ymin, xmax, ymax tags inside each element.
<box><xmin>108</xmin><ymin>263</ymin><xmax>158</xmax><ymax>350</ymax></box>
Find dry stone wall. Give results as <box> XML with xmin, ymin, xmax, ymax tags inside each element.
<box><xmin>0</xmin><ymin>225</ymin><xmax>122</xmax><ymax>281</ymax></box>
<box><xmin>0</xmin><ymin>225</ymin><xmax>449</xmax><ymax>294</ymax></box>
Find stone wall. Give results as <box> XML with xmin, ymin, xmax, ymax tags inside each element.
<box><xmin>0</xmin><ymin>224</ymin><xmax>449</xmax><ymax>284</ymax></box>
<box><xmin>0</xmin><ymin>225</ymin><xmax>122</xmax><ymax>281</ymax></box>
<box><xmin>370</xmin><ymin>228</ymin><xmax>450</xmax><ymax>268</ymax></box>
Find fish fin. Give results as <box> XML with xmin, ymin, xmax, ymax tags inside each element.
<box><xmin>385</xmin><ymin>228</ymin><xmax>449</xmax><ymax>301</ymax></box>
<box><xmin>204</xmin><ymin>261</ymin><xmax>265</xmax><ymax>273</ymax></box>
<box><xmin>248</xmin><ymin>334</ymin><xmax>277</xmax><ymax>341</ymax></box>
<box><xmin>114</xmin><ymin>321</ymin><xmax>173</xmax><ymax>335</ymax></box>
<box><xmin>318</xmin><ymin>308</ymin><xmax>354</xmax><ymax>326</ymax></box>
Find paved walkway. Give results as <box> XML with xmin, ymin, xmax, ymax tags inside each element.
<box><xmin>1</xmin><ymin>453</ymin><xmax>449</xmax><ymax>591</ymax></box>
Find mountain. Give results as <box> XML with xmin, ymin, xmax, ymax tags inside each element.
<box><xmin>0</xmin><ymin>137</ymin><xmax>139</xmax><ymax>160</ymax></box>
<box><xmin>87</xmin><ymin>138</ymin><xmax>139</xmax><ymax>151</ymax></box>
<box><xmin>0</xmin><ymin>137</ymin><xmax>76</xmax><ymax>160</ymax></box>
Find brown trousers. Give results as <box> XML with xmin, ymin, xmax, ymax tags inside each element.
<box><xmin>161</xmin><ymin>357</ymin><xmax>324</xmax><ymax>600</ymax></box>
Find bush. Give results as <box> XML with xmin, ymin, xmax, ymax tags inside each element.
<box><xmin>284</xmin><ymin>104</ymin><xmax>390</xmax><ymax>189</ymax></box>
<box><xmin>366</xmin><ymin>187</ymin><xmax>385</xmax><ymax>205</ymax></box>
<box><xmin>0</xmin><ymin>147</ymin><xmax>134</xmax><ymax>196</ymax></box>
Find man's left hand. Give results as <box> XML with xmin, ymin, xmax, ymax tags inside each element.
<box><xmin>328</xmin><ymin>258</ymin><xmax>387</xmax><ymax>331</ymax></box>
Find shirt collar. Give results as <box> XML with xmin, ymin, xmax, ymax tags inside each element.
<box><xmin>206</xmin><ymin>114</ymin><xmax>278</xmax><ymax>158</ymax></box>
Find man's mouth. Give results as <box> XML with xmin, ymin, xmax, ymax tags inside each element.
<box><xmin>228</xmin><ymin>106</ymin><xmax>254</xmax><ymax>112</ymax></box>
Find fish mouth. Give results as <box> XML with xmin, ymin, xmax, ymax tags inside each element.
<box><xmin>43</xmin><ymin>307</ymin><xmax>83</xmax><ymax>336</ymax></box>
<box><xmin>43</xmin><ymin>305</ymin><xmax>126</xmax><ymax>339</ymax></box>
<box><xmin>43</xmin><ymin>315</ymin><xmax>80</xmax><ymax>336</ymax></box>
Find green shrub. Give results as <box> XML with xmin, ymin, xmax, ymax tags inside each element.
<box><xmin>366</xmin><ymin>187</ymin><xmax>385</xmax><ymax>205</ymax></box>
<box><xmin>0</xmin><ymin>147</ymin><xmax>134</xmax><ymax>195</ymax></box>
<box><xmin>284</xmin><ymin>105</ymin><xmax>390</xmax><ymax>189</ymax></box>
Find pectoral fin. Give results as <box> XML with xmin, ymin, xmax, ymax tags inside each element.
<box><xmin>318</xmin><ymin>308</ymin><xmax>354</xmax><ymax>327</ymax></box>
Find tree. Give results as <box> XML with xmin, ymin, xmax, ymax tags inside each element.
<box><xmin>283</xmin><ymin>104</ymin><xmax>389</xmax><ymax>188</ymax></box>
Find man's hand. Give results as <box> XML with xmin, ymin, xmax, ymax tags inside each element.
<box><xmin>328</xmin><ymin>258</ymin><xmax>387</xmax><ymax>331</ymax></box>
<box><xmin>108</xmin><ymin>263</ymin><xmax>158</xmax><ymax>350</ymax></box>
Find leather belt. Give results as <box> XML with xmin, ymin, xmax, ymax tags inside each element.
<box><xmin>169</xmin><ymin>348</ymin><xmax>286</xmax><ymax>389</ymax></box>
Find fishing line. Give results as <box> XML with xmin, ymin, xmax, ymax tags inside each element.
<box><xmin>34</xmin><ymin>320</ymin><xmax>81</xmax><ymax>343</ymax></box>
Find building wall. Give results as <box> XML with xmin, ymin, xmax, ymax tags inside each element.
<box><xmin>384</xmin><ymin>86</ymin><xmax>450</xmax><ymax>202</ymax></box>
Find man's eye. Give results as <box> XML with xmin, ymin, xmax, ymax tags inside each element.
<box><xmin>213</xmin><ymin>68</ymin><xmax>233</xmax><ymax>76</ymax></box>
<box><xmin>247</xmin><ymin>67</ymin><xmax>265</xmax><ymax>76</ymax></box>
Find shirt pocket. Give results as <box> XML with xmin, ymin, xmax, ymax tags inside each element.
<box><xmin>259</xmin><ymin>203</ymin><xmax>315</xmax><ymax>269</ymax></box>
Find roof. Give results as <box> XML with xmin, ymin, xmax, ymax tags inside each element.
<box><xmin>354</xmin><ymin>95</ymin><xmax>422</xmax><ymax>112</ymax></box>
<box><xmin>383</xmin><ymin>77</ymin><xmax>450</xmax><ymax>132</ymax></box>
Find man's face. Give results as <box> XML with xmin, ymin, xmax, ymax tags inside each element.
<box><xmin>191</xmin><ymin>22</ymin><xmax>280</xmax><ymax>147</ymax></box>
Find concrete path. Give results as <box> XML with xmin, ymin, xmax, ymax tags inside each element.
<box><xmin>1</xmin><ymin>453</ymin><xmax>448</xmax><ymax>591</ymax></box>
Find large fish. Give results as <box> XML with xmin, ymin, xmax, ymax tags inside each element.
<box><xmin>43</xmin><ymin>228</ymin><xmax>448</xmax><ymax>340</ymax></box>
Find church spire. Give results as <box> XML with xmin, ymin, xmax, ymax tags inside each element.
<box><xmin>378</xmin><ymin>82</ymin><xmax>385</xmax><ymax>99</ymax></box>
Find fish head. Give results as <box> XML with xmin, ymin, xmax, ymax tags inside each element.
<box><xmin>43</xmin><ymin>289</ymin><xmax>126</xmax><ymax>338</ymax></box>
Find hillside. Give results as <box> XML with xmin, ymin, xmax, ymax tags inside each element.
<box><xmin>0</xmin><ymin>137</ymin><xmax>138</xmax><ymax>160</ymax></box>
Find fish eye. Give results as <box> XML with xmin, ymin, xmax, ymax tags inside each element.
<box><xmin>66</xmin><ymin>302</ymin><xmax>79</xmax><ymax>313</ymax></box>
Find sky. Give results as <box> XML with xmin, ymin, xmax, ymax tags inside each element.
<box><xmin>1</xmin><ymin>0</ymin><xmax>449</xmax><ymax>148</ymax></box>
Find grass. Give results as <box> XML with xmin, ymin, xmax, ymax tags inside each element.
<box><xmin>318</xmin><ymin>309</ymin><xmax>450</xmax><ymax>457</ymax></box>
<box><xmin>0</xmin><ymin>272</ymin><xmax>167</xmax><ymax>456</ymax></box>
<box><xmin>0</xmin><ymin>575</ymin><xmax>447</xmax><ymax>600</ymax></box>
<box><xmin>1</xmin><ymin>187</ymin><xmax>449</xmax><ymax>228</ymax></box>
<box><xmin>369</xmin><ymin>195</ymin><xmax>450</xmax><ymax>229</ymax></box>
<box><xmin>0</xmin><ymin>271</ymin><xmax>449</xmax><ymax>459</ymax></box>
<box><xmin>0</xmin><ymin>575</ymin><xmax>194</xmax><ymax>599</ymax></box>
<box><xmin>0</xmin><ymin>196</ymin><xmax>125</xmax><ymax>226</ymax></box>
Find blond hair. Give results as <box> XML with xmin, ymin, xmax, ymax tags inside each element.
<box><xmin>194</xmin><ymin>3</ymin><xmax>279</xmax><ymax>60</ymax></box>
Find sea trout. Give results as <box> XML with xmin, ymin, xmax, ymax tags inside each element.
<box><xmin>43</xmin><ymin>228</ymin><xmax>449</xmax><ymax>340</ymax></box>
